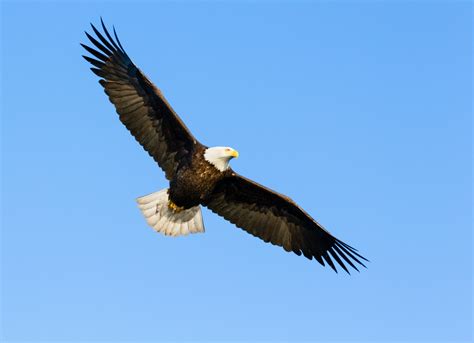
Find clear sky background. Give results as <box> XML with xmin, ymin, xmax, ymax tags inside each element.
<box><xmin>1</xmin><ymin>1</ymin><xmax>472</xmax><ymax>342</ymax></box>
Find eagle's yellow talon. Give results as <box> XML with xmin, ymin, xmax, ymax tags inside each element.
<box><xmin>168</xmin><ymin>200</ymin><xmax>184</xmax><ymax>213</ymax></box>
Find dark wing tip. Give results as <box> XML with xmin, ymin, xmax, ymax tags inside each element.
<box><xmin>99</xmin><ymin>18</ymin><xmax>123</xmax><ymax>54</ymax></box>
<box><xmin>113</xmin><ymin>25</ymin><xmax>126</xmax><ymax>52</ymax></box>
<box><xmin>328</xmin><ymin>247</ymin><xmax>350</xmax><ymax>274</ymax></box>
<box><xmin>322</xmin><ymin>251</ymin><xmax>338</xmax><ymax>273</ymax></box>
<box><xmin>82</xmin><ymin>18</ymin><xmax>134</xmax><ymax>79</ymax></box>
<box><xmin>339</xmin><ymin>240</ymin><xmax>370</xmax><ymax>262</ymax></box>
<box><xmin>334</xmin><ymin>240</ymin><xmax>368</xmax><ymax>270</ymax></box>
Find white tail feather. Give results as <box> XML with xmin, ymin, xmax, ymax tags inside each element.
<box><xmin>136</xmin><ymin>189</ymin><xmax>205</xmax><ymax>236</ymax></box>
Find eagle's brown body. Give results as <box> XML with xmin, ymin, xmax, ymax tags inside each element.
<box><xmin>169</xmin><ymin>145</ymin><xmax>228</xmax><ymax>208</ymax></box>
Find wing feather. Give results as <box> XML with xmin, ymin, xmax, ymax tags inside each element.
<box><xmin>82</xmin><ymin>20</ymin><xmax>200</xmax><ymax>179</ymax></box>
<box><xmin>204</xmin><ymin>173</ymin><xmax>367</xmax><ymax>273</ymax></box>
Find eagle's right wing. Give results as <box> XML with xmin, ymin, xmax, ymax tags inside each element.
<box><xmin>204</xmin><ymin>173</ymin><xmax>368</xmax><ymax>274</ymax></box>
<box><xmin>81</xmin><ymin>19</ymin><xmax>199</xmax><ymax>180</ymax></box>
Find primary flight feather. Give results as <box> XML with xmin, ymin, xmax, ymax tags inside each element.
<box><xmin>82</xmin><ymin>19</ymin><xmax>368</xmax><ymax>274</ymax></box>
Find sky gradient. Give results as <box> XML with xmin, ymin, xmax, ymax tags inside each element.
<box><xmin>1</xmin><ymin>1</ymin><xmax>472</xmax><ymax>342</ymax></box>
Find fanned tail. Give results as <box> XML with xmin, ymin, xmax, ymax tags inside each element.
<box><xmin>136</xmin><ymin>189</ymin><xmax>205</xmax><ymax>236</ymax></box>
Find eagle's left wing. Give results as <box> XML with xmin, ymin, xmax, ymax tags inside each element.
<box><xmin>204</xmin><ymin>173</ymin><xmax>367</xmax><ymax>273</ymax></box>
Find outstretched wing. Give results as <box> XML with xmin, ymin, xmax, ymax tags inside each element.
<box><xmin>81</xmin><ymin>19</ymin><xmax>199</xmax><ymax>180</ymax></box>
<box><xmin>204</xmin><ymin>173</ymin><xmax>367</xmax><ymax>273</ymax></box>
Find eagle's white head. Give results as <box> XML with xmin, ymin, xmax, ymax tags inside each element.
<box><xmin>204</xmin><ymin>146</ymin><xmax>239</xmax><ymax>172</ymax></box>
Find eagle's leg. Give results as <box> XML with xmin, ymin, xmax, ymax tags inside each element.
<box><xmin>168</xmin><ymin>200</ymin><xmax>185</xmax><ymax>213</ymax></box>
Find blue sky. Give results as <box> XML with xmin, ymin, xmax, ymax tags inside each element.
<box><xmin>1</xmin><ymin>1</ymin><xmax>472</xmax><ymax>342</ymax></box>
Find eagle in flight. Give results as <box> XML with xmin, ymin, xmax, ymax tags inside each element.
<box><xmin>81</xmin><ymin>19</ymin><xmax>367</xmax><ymax>274</ymax></box>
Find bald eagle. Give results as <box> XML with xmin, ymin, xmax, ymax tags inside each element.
<box><xmin>81</xmin><ymin>19</ymin><xmax>367</xmax><ymax>274</ymax></box>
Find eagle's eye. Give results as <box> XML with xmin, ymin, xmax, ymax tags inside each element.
<box><xmin>225</xmin><ymin>148</ymin><xmax>231</xmax><ymax>152</ymax></box>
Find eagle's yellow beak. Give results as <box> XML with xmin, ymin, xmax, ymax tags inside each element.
<box><xmin>230</xmin><ymin>149</ymin><xmax>239</xmax><ymax>158</ymax></box>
